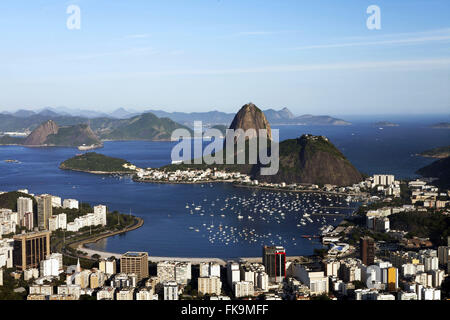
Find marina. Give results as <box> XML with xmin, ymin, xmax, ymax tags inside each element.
<box><xmin>183</xmin><ymin>187</ymin><xmax>357</xmax><ymax>249</ymax></box>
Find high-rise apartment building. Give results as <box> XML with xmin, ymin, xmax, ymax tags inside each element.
<box><xmin>100</xmin><ymin>257</ymin><xmax>117</xmax><ymax>276</ymax></box>
<box><xmin>262</xmin><ymin>246</ymin><xmax>286</xmax><ymax>283</ymax></box>
<box><xmin>17</xmin><ymin>197</ymin><xmax>33</xmax><ymax>224</ymax></box>
<box><xmin>36</xmin><ymin>195</ymin><xmax>52</xmax><ymax>230</ymax></box>
<box><xmin>120</xmin><ymin>252</ymin><xmax>149</xmax><ymax>281</ymax></box>
<box><xmin>360</xmin><ymin>237</ymin><xmax>375</xmax><ymax>266</ymax></box>
<box><xmin>198</xmin><ymin>277</ymin><xmax>222</xmax><ymax>296</ymax></box>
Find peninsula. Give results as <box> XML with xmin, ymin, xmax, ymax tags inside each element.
<box><xmin>419</xmin><ymin>146</ymin><xmax>450</xmax><ymax>159</ymax></box>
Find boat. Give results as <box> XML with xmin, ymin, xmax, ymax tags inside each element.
<box><xmin>4</xmin><ymin>159</ymin><xmax>20</xmax><ymax>163</ymax></box>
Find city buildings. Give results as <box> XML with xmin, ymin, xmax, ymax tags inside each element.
<box><xmin>99</xmin><ymin>257</ymin><xmax>117</xmax><ymax>276</ymax></box>
<box><xmin>17</xmin><ymin>197</ymin><xmax>33</xmax><ymax>228</ymax></box>
<box><xmin>36</xmin><ymin>195</ymin><xmax>52</xmax><ymax>230</ymax></box>
<box><xmin>13</xmin><ymin>230</ymin><xmax>51</xmax><ymax>271</ymax></box>
<box><xmin>157</xmin><ymin>261</ymin><xmax>191</xmax><ymax>285</ymax></box>
<box><xmin>97</xmin><ymin>287</ymin><xmax>116</xmax><ymax>300</ymax></box>
<box><xmin>120</xmin><ymin>252</ymin><xmax>149</xmax><ymax>281</ymax></box>
<box><xmin>0</xmin><ymin>239</ymin><xmax>13</xmax><ymax>269</ymax></box>
<box><xmin>360</xmin><ymin>236</ymin><xmax>375</xmax><ymax>266</ymax></box>
<box><xmin>233</xmin><ymin>281</ymin><xmax>254</xmax><ymax>298</ymax></box>
<box><xmin>373</xmin><ymin>175</ymin><xmax>395</xmax><ymax>186</ymax></box>
<box><xmin>200</xmin><ymin>262</ymin><xmax>221</xmax><ymax>278</ymax></box>
<box><xmin>263</xmin><ymin>246</ymin><xmax>286</xmax><ymax>283</ymax></box>
<box><xmin>63</xmin><ymin>199</ymin><xmax>79</xmax><ymax>210</ymax></box>
<box><xmin>198</xmin><ymin>276</ymin><xmax>222</xmax><ymax>296</ymax></box>
<box><xmin>40</xmin><ymin>253</ymin><xmax>63</xmax><ymax>277</ymax></box>
<box><xmin>293</xmin><ymin>264</ymin><xmax>329</xmax><ymax>295</ymax></box>
<box><xmin>227</xmin><ymin>261</ymin><xmax>240</xmax><ymax>288</ymax></box>
<box><xmin>163</xmin><ymin>281</ymin><xmax>179</xmax><ymax>300</ymax></box>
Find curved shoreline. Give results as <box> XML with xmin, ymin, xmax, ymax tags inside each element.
<box><xmin>70</xmin><ymin>217</ymin><xmax>144</xmax><ymax>252</ymax></box>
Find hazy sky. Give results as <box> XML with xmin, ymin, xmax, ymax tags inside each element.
<box><xmin>0</xmin><ymin>0</ymin><xmax>449</xmax><ymax>115</ymax></box>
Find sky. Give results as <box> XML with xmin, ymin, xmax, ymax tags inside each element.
<box><xmin>0</xmin><ymin>0</ymin><xmax>449</xmax><ymax>115</ymax></box>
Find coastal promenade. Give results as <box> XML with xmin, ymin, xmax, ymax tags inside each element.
<box><xmin>79</xmin><ymin>246</ymin><xmax>229</xmax><ymax>265</ymax></box>
<box><xmin>78</xmin><ymin>246</ymin><xmax>309</xmax><ymax>266</ymax></box>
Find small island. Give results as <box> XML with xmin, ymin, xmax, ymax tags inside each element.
<box><xmin>60</xmin><ymin>152</ymin><xmax>137</xmax><ymax>174</ymax></box>
<box><xmin>419</xmin><ymin>145</ymin><xmax>450</xmax><ymax>159</ymax></box>
<box><xmin>373</xmin><ymin>121</ymin><xmax>399</xmax><ymax>127</ymax></box>
<box><xmin>431</xmin><ymin>122</ymin><xmax>450</xmax><ymax>129</ymax></box>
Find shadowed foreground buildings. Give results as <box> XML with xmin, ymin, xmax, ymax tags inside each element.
<box><xmin>360</xmin><ymin>236</ymin><xmax>375</xmax><ymax>266</ymax></box>
<box><xmin>13</xmin><ymin>230</ymin><xmax>51</xmax><ymax>271</ymax></box>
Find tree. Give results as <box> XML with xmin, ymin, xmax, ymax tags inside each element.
<box><xmin>91</xmin><ymin>254</ymin><xmax>101</xmax><ymax>260</ymax></box>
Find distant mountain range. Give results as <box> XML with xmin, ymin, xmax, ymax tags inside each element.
<box><xmin>0</xmin><ymin>111</ymin><xmax>190</xmax><ymax>146</ymax></box>
<box><xmin>0</xmin><ymin>106</ymin><xmax>351</xmax><ymax>130</ymax></box>
<box><xmin>146</xmin><ymin>107</ymin><xmax>351</xmax><ymax>127</ymax></box>
<box><xmin>0</xmin><ymin>105</ymin><xmax>350</xmax><ymax>147</ymax></box>
<box><xmin>0</xmin><ymin>120</ymin><xmax>103</xmax><ymax>147</ymax></box>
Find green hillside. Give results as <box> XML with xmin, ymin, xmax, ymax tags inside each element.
<box><xmin>0</xmin><ymin>191</ymin><xmax>36</xmax><ymax>211</ymax></box>
<box><xmin>101</xmin><ymin>112</ymin><xmax>191</xmax><ymax>141</ymax></box>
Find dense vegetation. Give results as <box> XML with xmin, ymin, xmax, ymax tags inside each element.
<box><xmin>0</xmin><ymin>269</ymin><xmax>28</xmax><ymax>300</ymax></box>
<box><xmin>390</xmin><ymin>211</ymin><xmax>450</xmax><ymax>246</ymax></box>
<box><xmin>0</xmin><ymin>191</ymin><xmax>36</xmax><ymax>211</ymax></box>
<box><xmin>256</xmin><ymin>135</ymin><xmax>362</xmax><ymax>186</ymax></box>
<box><xmin>60</xmin><ymin>152</ymin><xmax>135</xmax><ymax>173</ymax></box>
<box><xmin>416</xmin><ymin>156</ymin><xmax>450</xmax><ymax>189</ymax></box>
<box><xmin>0</xmin><ymin>135</ymin><xmax>25</xmax><ymax>145</ymax></box>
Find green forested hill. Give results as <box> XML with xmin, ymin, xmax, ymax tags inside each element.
<box><xmin>60</xmin><ymin>152</ymin><xmax>135</xmax><ymax>173</ymax></box>
<box><xmin>100</xmin><ymin>112</ymin><xmax>192</xmax><ymax>141</ymax></box>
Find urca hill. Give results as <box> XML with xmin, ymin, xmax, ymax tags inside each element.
<box><xmin>176</xmin><ymin>102</ymin><xmax>363</xmax><ymax>186</ymax></box>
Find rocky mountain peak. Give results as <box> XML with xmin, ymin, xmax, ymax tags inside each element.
<box><xmin>24</xmin><ymin>120</ymin><xmax>59</xmax><ymax>146</ymax></box>
<box><xmin>228</xmin><ymin>103</ymin><xmax>272</xmax><ymax>141</ymax></box>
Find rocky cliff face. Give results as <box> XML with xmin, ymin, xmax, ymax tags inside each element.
<box><xmin>24</xmin><ymin>121</ymin><xmax>102</xmax><ymax>147</ymax></box>
<box><xmin>24</xmin><ymin>120</ymin><xmax>59</xmax><ymax>146</ymax></box>
<box><xmin>45</xmin><ymin>124</ymin><xmax>102</xmax><ymax>147</ymax></box>
<box><xmin>255</xmin><ymin>134</ymin><xmax>363</xmax><ymax>186</ymax></box>
<box><xmin>228</xmin><ymin>103</ymin><xmax>272</xmax><ymax>141</ymax></box>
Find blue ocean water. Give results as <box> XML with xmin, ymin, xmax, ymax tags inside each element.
<box><xmin>0</xmin><ymin>122</ymin><xmax>448</xmax><ymax>258</ymax></box>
